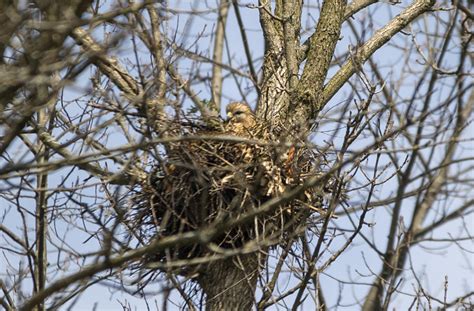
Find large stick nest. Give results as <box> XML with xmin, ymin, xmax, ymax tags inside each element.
<box><xmin>128</xmin><ymin>115</ymin><xmax>329</xmax><ymax>272</ymax></box>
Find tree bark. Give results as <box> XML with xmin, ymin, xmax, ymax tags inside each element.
<box><xmin>198</xmin><ymin>253</ymin><xmax>260</xmax><ymax>311</ymax></box>
<box><xmin>292</xmin><ymin>0</ymin><xmax>347</xmax><ymax>126</ymax></box>
<box><xmin>256</xmin><ymin>0</ymin><xmax>304</xmax><ymax>127</ymax></box>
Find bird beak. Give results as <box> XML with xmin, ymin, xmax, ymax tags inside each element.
<box><xmin>226</xmin><ymin>112</ymin><xmax>233</xmax><ymax>119</ymax></box>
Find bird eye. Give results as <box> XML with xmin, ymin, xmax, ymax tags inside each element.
<box><xmin>234</xmin><ymin>111</ymin><xmax>244</xmax><ymax>115</ymax></box>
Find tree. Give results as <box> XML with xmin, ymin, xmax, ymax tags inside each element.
<box><xmin>1</xmin><ymin>0</ymin><xmax>473</xmax><ymax>310</ymax></box>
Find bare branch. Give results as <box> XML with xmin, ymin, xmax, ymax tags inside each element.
<box><xmin>322</xmin><ymin>0</ymin><xmax>436</xmax><ymax>106</ymax></box>
<box><xmin>211</xmin><ymin>0</ymin><xmax>231</xmax><ymax>110</ymax></box>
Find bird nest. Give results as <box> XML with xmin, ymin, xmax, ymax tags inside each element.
<box><xmin>128</xmin><ymin>116</ymin><xmax>328</xmax><ymax>273</ymax></box>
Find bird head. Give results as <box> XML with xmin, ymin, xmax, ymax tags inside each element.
<box><xmin>226</xmin><ymin>102</ymin><xmax>254</xmax><ymax>123</ymax></box>
<box><xmin>225</xmin><ymin>102</ymin><xmax>256</xmax><ymax>135</ymax></box>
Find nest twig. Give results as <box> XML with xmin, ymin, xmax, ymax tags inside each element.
<box><xmin>127</xmin><ymin>118</ymin><xmax>330</xmax><ymax>274</ymax></box>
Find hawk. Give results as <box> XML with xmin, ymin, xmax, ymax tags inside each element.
<box><xmin>225</xmin><ymin>101</ymin><xmax>297</xmax><ymax>176</ymax></box>
<box><xmin>225</xmin><ymin>102</ymin><xmax>256</xmax><ymax>137</ymax></box>
<box><xmin>223</xmin><ymin>102</ymin><xmax>287</xmax><ymax>196</ymax></box>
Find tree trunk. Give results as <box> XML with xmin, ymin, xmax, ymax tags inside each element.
<box><xmin>198</xmin><ymin>253</ymin><xmax>260</xmax><ymax>311</ymax></box>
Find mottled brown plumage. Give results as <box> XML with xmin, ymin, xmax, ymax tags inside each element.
<box><xmin>225</xmin><ymin>102</ymin><xmax>256</xmax><ymax>136</ymax></box>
